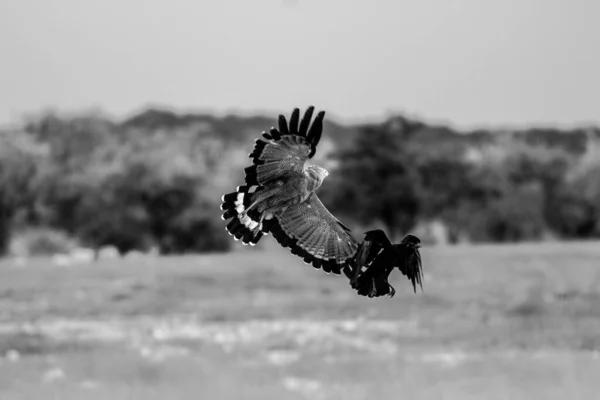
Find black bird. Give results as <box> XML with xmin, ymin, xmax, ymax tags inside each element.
<box><xmin>345</xmin><ymin>229</ymin><xmax>423</xmax><ymax>298</ymax></box>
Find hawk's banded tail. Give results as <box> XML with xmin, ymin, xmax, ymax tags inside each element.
<box><xmin>220</xmin><ymin>185</ymin><xmax>273</xmax><ymax>245</ymax></box>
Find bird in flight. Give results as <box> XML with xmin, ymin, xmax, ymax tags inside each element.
<box><xmin>220</xmin><ymin>106</ymin><xmax>423</xmax><ymax>297</ymax></box>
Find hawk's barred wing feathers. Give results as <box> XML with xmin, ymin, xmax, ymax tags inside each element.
<box><xmin>270</xmin><ymin>192</ymin><xmax>359</xmax><ymax>275</ymax></box>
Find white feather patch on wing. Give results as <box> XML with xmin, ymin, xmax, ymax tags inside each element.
<box><xmin>239</xmin><ymin>213</ymin><xmax>261</xmax><ymax>231</ymax></box>
<box><xmin>235</xmin><ymin>193</ymin><xmax>245</xmax><ymax>214</ymax></box>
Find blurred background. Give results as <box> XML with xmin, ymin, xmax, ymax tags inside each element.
<box><xmin>1</xmin><ymin>0</ymin><xmax>599</xmax><ymax>399</ymax></box>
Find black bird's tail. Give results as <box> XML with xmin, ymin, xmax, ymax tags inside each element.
<box><xmin>220</xmin><ymin>185</ymin><xmax>273</xmax><ymax>245</ymax></box>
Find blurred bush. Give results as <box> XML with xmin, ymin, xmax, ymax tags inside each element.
<box><xmin>0</xmin><ymin>108</ymin><xmax>599</xmax><ymax>256</ymax></box>
<box><xmin>0</xmin><ymin>111</ymin><xmax>235</xmax><ymax>256</ymax></box>
<box><xmin>10</xmin><ymin>227</ymin><xmax>77</xmax><ymax>256</ymax></box>
<box><xmin>322</xmin><ymin>116</ymin><xmax>598</xmax><ymax>244</ymax></box>
<box><xmin>548</xmin><ymin>141</ymin><xmax>600</xmax><ymax>238</ymax></box>
<box><xmin>0</xmin><ymin>129</ymin><xmax>48</xmax><ymax>254</ymax></box>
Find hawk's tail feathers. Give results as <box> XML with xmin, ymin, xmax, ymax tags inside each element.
<box><xmin>220</xmin><ymin>185</ymin><xmax>272</xmax><ymax>246</ymax></box>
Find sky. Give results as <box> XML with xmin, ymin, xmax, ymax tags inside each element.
<box><xmin>1</xmin><ymin>0</ymin><xmax>598</xmax><ymax>129</ymax></box>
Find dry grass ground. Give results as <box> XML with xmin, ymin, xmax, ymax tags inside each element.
<box><xmin>1</xmin><ymin>240</ymin><xmax>600</xmax><ymax>399</ymax></box>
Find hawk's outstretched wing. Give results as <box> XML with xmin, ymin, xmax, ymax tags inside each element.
<box><xmin>269</xmin><ymin>192</ymin><xmax>360</xmax><ymax>275</ymax></box>
<box><xmin>244</xmin><ymin>106</ymin><xmax>324</xmax><ymax>186</ymax></box>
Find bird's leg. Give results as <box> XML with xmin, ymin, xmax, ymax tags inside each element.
<box><xmin>369</xmin><ymin>277</ymin><xmax>393</xmax><ymax>298</ymax></box>
<box><xmin>244</xmin><ymin>187</ymin><xmax>278</xmax><ymax>213</ymax></box>
<box><xmin>254</xmin><ymin>205</ymin><xmax>289</xmax><ymax>232</ymax></box>
<box><xmin>243</xmin><ymin>178</ymin><xmax>289</xmax><ymax>217</ymax></box>
<box><xmin>368</xmin><ymin>279</ymin><xmax>378</xmax><ymax>297</ymax></box>
<box><xmin>387</xmin><ymin>284</ymin><xmax>396</xmax><ymax>298</ymax></box>
<box><xmin>255</xmin><ymin>213</ymin><xmax>267</xmax><ymax>232</ymax></box>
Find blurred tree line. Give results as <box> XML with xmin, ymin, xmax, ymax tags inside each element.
<box><xmin>0</xmin><ymin>108</ymin><xmax>599</xmax><ymax>256</ymax></box>
<box><xmin>322</xmin><ymin>118</ymin><xmax>600</xmax><ymax>243</ymax></box>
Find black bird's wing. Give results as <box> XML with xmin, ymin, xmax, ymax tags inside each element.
<box><xmin>392</xmin><ymin>235</ymin><xmax>424</xmax><ymax>293</ymax></box>
<box><xmin>348</xmin><ymin>229</ymin><xmax>392</xmax><ymax>284</ymax></box>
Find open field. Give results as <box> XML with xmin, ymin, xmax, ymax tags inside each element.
<box><xmin>1</xmin><ymin>241</ymin><xmax>600</xmax><ymax>399</ymax></box>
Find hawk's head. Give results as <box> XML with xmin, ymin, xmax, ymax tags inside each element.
<box><xmin>306</xmin><ymin>165</ymin><xmax>329</xmax><ymax>192</ymax></box>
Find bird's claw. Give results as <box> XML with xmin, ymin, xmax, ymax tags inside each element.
<box><xmin>387</xmin><ymin>285</ymin><xmax>396</xmax><ymax>298</ymax></box>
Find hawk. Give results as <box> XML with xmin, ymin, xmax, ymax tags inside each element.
<box><xmin>220</xmin><ymin>106</ymin><xmax>423</xmax><ymax>296</ymax></box>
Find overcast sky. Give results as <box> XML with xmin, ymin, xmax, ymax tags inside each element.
<box><xmin>1</xmin><ymin>0</ymin><xmax>598</xmax><ymax>128</ymax></box>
